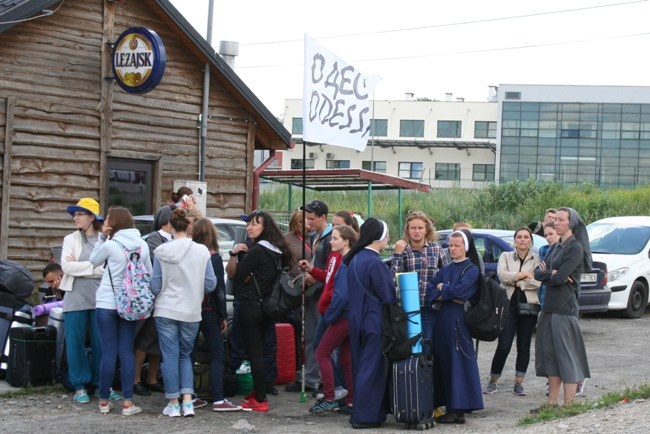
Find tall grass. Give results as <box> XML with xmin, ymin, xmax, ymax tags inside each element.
<box><xmin>260</xmin><ymin>181</ymin><xmax>650</xmax><ymax>237</ymax></box>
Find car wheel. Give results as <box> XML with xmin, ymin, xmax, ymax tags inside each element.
<box><xmin>623</xmin><ymin>281</ymin><xmax>648</xmax><ymax>319</ymax></box>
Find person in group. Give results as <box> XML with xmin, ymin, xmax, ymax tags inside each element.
<box><xmin>484</xmin><ymin>227</ymin><xmax>541</xmax><ymax>397</ymax></box>
<box><xmin>133</xmin><ymin>205</ymin><xmax>173</xmax><ymax>396</ymax></box>
<box><xmin>151</xmin><ymin>208</ymin><xmax>216</xmax><ymax>418</ymax></box>
<box><xmin>332</xmin><ymin>210</ymin><xmax>360</xmax><ymax>233</ymax></box>
<box><xmin>538</xmin><ymin>221</ymin><xmax>560</xmax><ymax>308</ymax></box>
<box><xmin>439</xmin><ymin>222</ymin><xmax>484</xmax><ymax>272</ymax></box>
<box><xmin>172</xmin><ymin>186</ymin><xmax>196</xmax><ymax>210</ymax></box>
<box><xmin>59</xmin><ymin>198</ymin><xmax>105</xmax><ymax>404</ymax></box>
<box><xmin>90</xmin><ymin>206</ymin><xmax>151</xmax><ymax>416</ymax></box>
<box><xmin>528</xmin><ymin>208</ymin><xmax>557</xmax><ymax>237</ymax></box>
<box><xmin>300</xmin><ymin>224</ymin><xmax>358</xmax><ymax>414</ymax></box>
<box><xmin>228</xmin><ymin>210</ymin><xmax>294</xmax><ymax>412</ymax></box>
<box><xmin>534</xmin><ymin>207</ymin><xmax>591</xmax><ymax>409</ymax></box>
<box><xmin>42</xmin><ymin>262</ymin><xmax>64</xmax><ymax>301</ymax></box>
<box><xmin>283</xmin><ymin>209</ymin><xmax>313</xmax><ymax>375</ymax></box>
<box><xmin>391</xmin><ymin>211</ymin><xmax>448</xmax><ymax>357</ymax></box>
<box><xmin>192</xmin><ymin>218</ymin><xmax>242</xmax><ymax>412</ymax></box>
<box><xmin>344</xmin><ymin>217</ymin><xmax>395</xmax><ymax>429</ymax></box>
<box><xmin>285</xmin><ymin>200</ymin><xmax>332</xmax><ymax>395</ymax></box>
<box><xmin>426</xmin><ymin>229</ymin><xmax>484</xmax><ymax>424</ymax></box>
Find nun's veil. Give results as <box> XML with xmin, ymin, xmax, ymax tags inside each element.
<box><xmin>458</xmin><ymin>228</ymin><xmax>482</xmax><ymax>271</ymax></box>
<box><xmin>560</xmin><ymin>207</ymin><xmax>593</xmax><ymax>272</ymax></box>
<box><xmin>344</xmin><ymin>217</ymin><xmax>385</xmax><ymax>265</ymax></box>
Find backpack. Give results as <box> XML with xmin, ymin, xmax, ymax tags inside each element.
<box><xmin>352</xmin><ymin>260</ymin><xmax>421</xmax><ymax>362</ymax></box>
<box><xmin>108</xmin><ymin>240</ymin><xmax>154</xmax><ymax>321</ymax></box>
<box><xmin>0</xmin><ymin>260</ymin><xmax>34</xmax><ymax>309</ymax></box>
<box><xmin>463</xmin><ymin>266</ymin><xmax>509</xmax><ymax>342</ymax></box>
<box><xmin>252</xmin><ymin>248</ymin><xmax>302</xmax><ymax>321</ymax></box>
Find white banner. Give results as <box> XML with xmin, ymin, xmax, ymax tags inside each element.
<box><xmin>302</xmin><ymin>35</ymin><xmax>380</xmax><ymax>152</ymax></box>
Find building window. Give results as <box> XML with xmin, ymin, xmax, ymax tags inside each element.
<box><xmin>106</xmin><ymin>158</ymin><xmax>153</xmax><ymax>215</ymax></box>
<box><xmin>398</xmin><ymin>162</ymin><xmax>424</xmax><ymax>179</ymax></box>
<box><xmin>505</xmin><ymin>91</ymin><xmax>521</xmax><ymax>100</ymax></box>
<box><xmin>291</xmin><ymin>158</ymin><xmax>314</xmax><ymax>169</ymax></box>
<box><xmin>362</xmin><ymin>161</ymin><xmax>387</xmax><ymax>173</ymax></box>
<box><xmin>399</xmin><ymin>120</ymin><xmax>424</xmax><ymax>137</ymax></box>
<box><xmin>435</xmin><ymin>163</ymin><xmax>460</xmax><ymax>181</ymax></box>
<box><xmin>326</xmin><ymin>160</ymin><xmax>350</xmax><ymax>169</ymax></box>
<box><xmin>474</xmin><ymin>121</ymin><xmax>497</xmax><ymax>139</ymax></box>
<box><xmin>370</xmin><ymin>119</ymin><xmax>388</xmax><ymax>137</ymax></box>
<box><xmin>472</xmin><ymin>164</ymin><xmax>495</xmax><ymax>181</ymax></box>
<box><xmin>437</xmin><ymin>121</ymin><xmax>462</xmax><ymax>138</ymax></box>
<box><xmin>291</xmin><ymin>117</ymin><xmax>303</xmax><ymax>135</ymax></box>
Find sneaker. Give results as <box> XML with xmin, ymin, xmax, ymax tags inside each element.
<box><xmin>212</xmin><ymin>399</ymin><xmax>243</xmax><ymax>412</ymax></box>
<box><xmin>309</xmin><ymin>399</ymin><xmax>338</xmax><ymax>414</ymax></box>
<box><xmin>192</xmin><ymin>398</ymin><xmax>208</xmax><ymax>409</ymax></box>
<box><xmin>121</xmin><ymin>404</ymin><xmax>142</xmax><ymax>416</ymax></box>
<box><xmin>285</xmin><ymin>381</ymin><xmax>317</xmax><ymax>393</ymax></box>
<box><xmin>514</xmin><ymin>382</ymin><xmax>526</xmax><ymax>396</ymax></box>
<box><xmin>338</xmin><ymin>402</ymin><xmax>353</xmax><ymax>416</ymax></box>
<box><xmin>98</xmin><ymin>401</ymin><xmax>113</xmax><ymax>415</ymax></box>
<box><xmin>576</xmin><ymin>379</ymin><xmax>587</xmax><ymax>396</ymax></box>
<box><xmin>236</xmin><ymin>361</ymin><xmax>251</xmax><ymax>375</ymax></box>
<box><xmin>240</xmin><ymin>398</ymin><xmax>269</xmax><ymax>412</ymax></box>
<box><xmin>133</xmin><ymin>383</ymin><xmax>151</xmax><ymax>396</ymax></box>
<box><xmin>483</xmin><ymin>381</ymin><xmax>498</xmax><ymax>394</ymax></box>
<box><xmin>334</xmin><ymin>387</ymin><xmax>348</xmax><ymax>401</ymax></box>
<box><xmin>95</xmin><ymin>388</ymin><xmax>122</xmax><ymax>401</ymax></box>
<box><xmin>73</xmin><ymin>391</ymin><xmax>90</xmax><ymax>404</ymax></box>
<box><xmin>545</xmin><ymin>382</ymin><xmax>549</xmax><ymax>397</ymax></box>
<box><xmin>182</xmin><ymin>401</ymin><xmax>195</xmax><ymax>417</ymax></box>
<box><xmin>163</xmin><ymin>403</ymin><xmax>181</xmax><ymax>417</ymax></box>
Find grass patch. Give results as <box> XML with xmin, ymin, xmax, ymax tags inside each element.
<box><xmin>0</xmin><ymin>384</ymin><xmax>67</xmax><ymax>399</ymax></box>
<box><xmin>519</xmin><ymin>383</ymin><xmax>650</xmax><ymax>425</ymax></box>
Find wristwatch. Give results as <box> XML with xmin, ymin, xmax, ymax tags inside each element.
<box><xmin>229</xmin><ymin>250</ymin><xmax>237</xmax><ymax>257</ymax></box>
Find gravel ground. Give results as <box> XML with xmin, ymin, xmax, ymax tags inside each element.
<box><xmin>1</xmin><ymin>311</ymin><xmax>649</xmax><ymax>433</ymax></box>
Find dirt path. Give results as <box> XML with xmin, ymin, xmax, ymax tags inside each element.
<box><xmin>1</xmin><ymin>311</ymin><xmax>649</xmax><ymax>433</ymax></box>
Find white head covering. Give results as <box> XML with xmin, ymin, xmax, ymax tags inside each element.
<box><xmin>451</xmin><ymin>230</ymin><xmax>469</xmax><ymax>251</ymax></box>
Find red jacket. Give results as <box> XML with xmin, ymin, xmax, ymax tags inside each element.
<box><xmin>312</xmin><ymin>251</ymin><xmax>343</xmax><ymax>314</ymax></box>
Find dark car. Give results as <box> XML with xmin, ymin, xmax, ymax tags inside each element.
<box><xmin>436</xmin><ymin>229</ymin><xmax>611</xmax><ymax>314</ymax></box>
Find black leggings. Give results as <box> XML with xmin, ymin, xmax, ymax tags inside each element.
<box><xmin>239</xmin><ymin>301</ymin><xmax>273</xmax><ymax>402</ymax></box>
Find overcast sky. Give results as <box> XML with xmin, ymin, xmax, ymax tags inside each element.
<box><xmin>169</xmin><ymin>0</ymin><xmax>650</xmax><ymax>117</ymax></box>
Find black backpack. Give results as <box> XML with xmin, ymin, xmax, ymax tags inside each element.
<box><xmin>352</xmin><ymin>260</ymin><xmax>421</xmax><ymax>362</ymax></box>
<box><xmin>463</xmin><ymin>266</ymin><xmax>509</xmax><ymax>342</ymax></box>
<box><xmin>252</xmin><ymin>248</ymin><xmax>302</xmax><ymax>321</ymax></box>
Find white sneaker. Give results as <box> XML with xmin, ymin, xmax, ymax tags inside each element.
<box><xmin>576</xmin><ymin>379</ymin><xmax>587</xmax><ymax>396</ymax></box>
<box><xmin>182</xmin><ymin>401</ymin><xmax>195</xmax><ymax>417</ymax></box>
<box><xmin>334</xmin><ymin>387</ymin><xmax>348</xmax><ymax>401</ymax></box>
<box><xmin>163</xmin><ymin>403</ymin><xmax>181</xmax><ymax>417</ymax></box>
<box><xmin>236</xmin><ymin>361</ymin><xmax>251</xmax><ymax>375</ymax></box>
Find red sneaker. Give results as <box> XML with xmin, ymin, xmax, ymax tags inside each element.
<box><xmin>240</xmin><ymin>398</ymin><xmax>269</xmax><ymax>413</ymax></box>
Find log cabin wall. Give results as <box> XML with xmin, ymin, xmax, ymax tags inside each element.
<box><xmin>0</xmin><ymin>0</ymin><xmax>260</xmax><ymax>275</ymax></box>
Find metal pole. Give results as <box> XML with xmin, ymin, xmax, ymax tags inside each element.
<box><xmin>199</xmin><ymin>0</ymin><xmax>215</xmax><ymax>181</ymax></box>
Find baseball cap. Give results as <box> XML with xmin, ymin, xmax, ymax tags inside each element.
<box><xmin>301</xmin><ymin>200</ymin><xmax>328</xmax><ymax>216</ymax></box>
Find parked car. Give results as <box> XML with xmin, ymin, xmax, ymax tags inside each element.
<box><xmin>435</xmin><ymin>229</ymin><xmax>611</xmax><ymax>314</ymax></box>
<box><xmin>587</xmin><ymin>216</ymin><xmax>650</xmax><ymax>318</ymax></box>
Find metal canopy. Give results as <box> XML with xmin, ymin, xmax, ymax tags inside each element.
<box><xmin>260</xmin><ymin>168</ymin><xmax>431</xmax><ymax>192</ymax></box>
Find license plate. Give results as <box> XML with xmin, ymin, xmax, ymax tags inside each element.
<box><xmin>581</xmin><ymin>273</ymin><xmax>597</xmax><ymax>283</ymax></box>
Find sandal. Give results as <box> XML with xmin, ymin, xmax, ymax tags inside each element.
<box><xmin>435</xmin><ymin>411</ymin><xmax>465</xmax><ymax>424</ymax></box>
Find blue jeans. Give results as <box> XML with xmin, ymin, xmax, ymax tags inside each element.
<box><xmin>95</xmin><ymin>308</ymin><xmax>136</xmax><ymax>400</ymax></box>
<box><xmin>489</xmin><ymin>303</ymin><xmax>538</xmax><ymax>378</ymax></box>
<box><xmin>156</xmin><ymin>316</ymin><xmax>200</xmax><ymax>399</ymax></box>
<box><xmin>64</xmin><ymin>309</ymin><xmax>101</xmax><ymax>391</ymax></box>
<box><xmin>420</xmin><ymin>305</ymin><xmax>436</xmax><ymax>357</ymax></box>
<box><xmin>199</xmin><ymin>310</ymin><xmax>225</xmax><ymax>401</ymax></box>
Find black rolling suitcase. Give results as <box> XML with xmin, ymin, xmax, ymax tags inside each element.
<box><xmin>0</xmin><ymin>305</ymin><xmax>32</xmax><ymax>374</ymax></box>
<box><xmin>6</xmin><ymin>325</ymin><xmax>57</xmax><ymax>387</ymax></box>
<box><xmin>390</xmin><ymin>356</ymin><xmax>435</xmax><ymax>430</ymax></box>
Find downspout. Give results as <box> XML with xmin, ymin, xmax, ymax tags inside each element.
<box><xmin>253</xmin><ymin>151</ymin><xmax>277</xmax><ymax>210</ymax></box>
<box><xmin>199</xmin><ymin>0</ymin><xmax>215</xmax><ymax>181</ymax></box>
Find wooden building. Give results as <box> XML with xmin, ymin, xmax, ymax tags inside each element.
<box><xmin>0</xmin><ymin>0</ymin><xmax>290</xmax><ymax>275</ymax></box>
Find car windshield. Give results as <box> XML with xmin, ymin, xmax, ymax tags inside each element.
<box><xmin>588</xmin><ymin>223</ymin><xmax>650</xmax><ymax>255</ymax></box>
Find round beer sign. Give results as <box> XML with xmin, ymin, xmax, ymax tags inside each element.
<box><xmin>112</xmin><ymin>27</ymin><xmax>166</xmax><ymax>94</ymax></box>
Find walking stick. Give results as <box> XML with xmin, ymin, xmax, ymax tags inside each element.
<box><xmin>299</xmin><ymin>270</ymin><xmax>307</xmax><ymax>403</ymax></box>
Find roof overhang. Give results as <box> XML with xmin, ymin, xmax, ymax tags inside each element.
<box><xmin>0</xmin><ymin>0</ymin><xmax>61</xmax><ymax>33</ymax></box>
<box><xmin>294</xmin><ymin>138</ymin><xmax>496</xmax><ymax>153</ymax></box>
<box><xmin>260</xmin><ymin>169</ymin><xmax>431</xmax><ymax>192</ymax></box>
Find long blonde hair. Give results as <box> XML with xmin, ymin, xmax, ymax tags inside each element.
<box><xmin>402</xmin><ymin>211</ymin><xmax>437</xmax><ymax>243</ymax></box>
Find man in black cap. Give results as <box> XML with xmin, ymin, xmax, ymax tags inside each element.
<box><xmin>285</xmin><ymin>200</ymin><xmax>332</xmax><ymax>394</ymax></box>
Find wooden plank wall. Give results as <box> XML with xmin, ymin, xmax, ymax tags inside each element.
<box><xmin>113</xmin><ymin>2</ymin><xmax>250</xmax><ymax>217</ymax></box>
<box><xmin>0</xmin><ymin>0</ymin><xmax>253</xmax><ymax>276</ymax></box>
